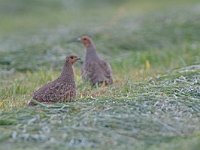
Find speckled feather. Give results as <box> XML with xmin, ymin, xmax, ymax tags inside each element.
<box><xmin>33</xmin><ymin>77</ymin><xmax>76</xmax><ymax>103</ymax></box>
<box><xmin>31</xmin><ymin>55</ymin><xmax>78</xmax><ymax>104</ymax></box>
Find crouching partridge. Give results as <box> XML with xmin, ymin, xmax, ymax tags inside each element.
<box><xmin>79</xmin><ymin>36</ymin><xmax>113</xmax><ymax>86</ymax></box>
<box><xmin>28</xmin><ymin>55</ymin><xmax>80</xmax><ymax>105</ymax></box>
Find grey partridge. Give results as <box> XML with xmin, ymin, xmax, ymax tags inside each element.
<box><xmin>79</xmin><ymin>36</ymin><xmax>113</xmax><ymax>86</ymax></box>
<box><xmin>29</xmin><ymin>55</ymin><xmax>80</xmax><ymax>105</ymax></box>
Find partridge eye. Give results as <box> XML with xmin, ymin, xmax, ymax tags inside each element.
<box><xmin>70</xmin><ymin>56</ymin><xmax>74</xmax><ymax>59</ymax></box>
<box><xmin>83</xmin><ymin>38</ymin><xmax>87</xmax><ymax>41</ymax></box>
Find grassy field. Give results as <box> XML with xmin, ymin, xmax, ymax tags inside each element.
<box><xmin>0</xmin><ymin>0</ymin><xmax>200</xmax><ymax>149</ymax></box>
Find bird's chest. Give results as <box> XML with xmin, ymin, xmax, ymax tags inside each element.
<box><xmin>84</xmin><ymin>59</ymin><xmax>99</xmax><ymax>68</ymax></box>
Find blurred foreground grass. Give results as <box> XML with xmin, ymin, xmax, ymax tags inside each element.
<box><xmin>0</xmin><ymin>0</ymin><xmax>200</xmax><ymax>149</ymax></box>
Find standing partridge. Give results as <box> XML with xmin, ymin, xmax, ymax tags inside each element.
<box><xmin>79</xmin><ymin>36</ymin><xmax>113</xmax><ymax>86</ymax></box>
<box><xmin>29</xmin><ymin>55</ymin><xmax>80</xmax><ymax>105</ymax></box>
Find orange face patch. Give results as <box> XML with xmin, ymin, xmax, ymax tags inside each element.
<box><xmin>81</xmin><ymin>36</ymin><xmax>91</xmax><ymax>47</ymax></box>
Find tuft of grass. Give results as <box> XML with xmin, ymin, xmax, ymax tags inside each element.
<box><xmin>0</xmin><ymin>119</ymin><xmax>16</xmax><ymax>125</ymax></box>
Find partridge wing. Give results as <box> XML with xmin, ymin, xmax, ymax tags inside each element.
<box><xmin>45</xmin><ymin>81</ymin><xmax>75</xmax><ymax>102</ymax></box>
<box><xmin>98</xmin><ymin>59</ymin><xmax>113</xmax><ymax>83</ymax></box>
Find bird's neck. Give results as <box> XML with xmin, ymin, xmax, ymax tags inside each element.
<box><xmin>60</xmin><ymin>61</ymin><xmax>74</xmax><ymax>81</ymax></box>
<box><xmin>85</xmin><ymin>44</ymin><xmax>99</xmax><ymax>60</ymax></box>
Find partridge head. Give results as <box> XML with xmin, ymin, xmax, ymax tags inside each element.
<box><xmin>66</xmin><ymin>55</ymin><xmax>80</xmax><ymax>64</ymax></box>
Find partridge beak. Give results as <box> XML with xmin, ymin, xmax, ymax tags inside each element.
<box><xmin>76</xmin><ymin>57</ymin><xmax>83</xmax><ymax>64</ymax></box>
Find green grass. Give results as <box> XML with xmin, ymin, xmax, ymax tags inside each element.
<box><xmin>0</xmin><ymin>0</ymin><xmax>200</xmax><ymax>149</ymax></box>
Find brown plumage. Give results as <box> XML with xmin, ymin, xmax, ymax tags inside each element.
<box><xmin>80</xmin><ymin>36</ymin><xmax>113</xmax><ymax>86</ymax></box>
<box><xmin>29</xmin><ymin>55</ymin><xmax>80</xmax><ymax>105</ymax></box>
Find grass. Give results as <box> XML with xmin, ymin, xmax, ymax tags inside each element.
<box><xmin>0</xmin><ymin>0</ymin><xmax>200</xmax><ymax>149</ymax></box>
<box><xmin>0</xmin><ymin>67</ymin><xmax>200</xmax><ymax>150</ymax></box>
